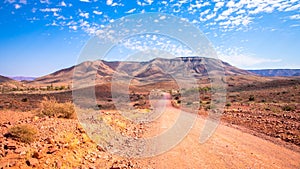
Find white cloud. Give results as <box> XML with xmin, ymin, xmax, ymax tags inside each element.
<box><xmin>226</xmin><ymin>1</ymin><xmax>235</xmax><ymax>8</ymax></box>
<box><xmin>223</xmin><ymin>7</ymin><xmax>236</xmax><ymax>16</ymax></box>
<box><xmin>14</xmin><ymin>4</ymin><xmax>21</xmax><ymax>9</ymax></box>
<box><xmin>40</xmin><ymin>0</ymin><xmax>50</xmax><ymax>4</ymax></box>
<box><xmin>106</xmin><ymin>0</ymin><xmax>112</xmax><ymax>5</ymax></box>
<box><xmin>40</xmin><ymin>8</ymin><xmax>61</xmax><ymax>12</ymax></box>
<box><xmin>5</xmin><ymin>0</ymin><xmax>299</xmax><ymax>35</ymax></box>
<box><xmin>215</xmin><ymin>14</ymin><xmax>227</xmax><ymax>21</ymax></box>
<box><xmin>218</xmin><ymin>48</ymin><xmax>281</xmax><ymax>68</ymax></box>
<box><xmin>145</xmin><ymin>0</ymin><xmax>154</xmax><ymax>5</ymax></box>
<box><xmin>221</xmin><ymin>54</ymin><xmax>281</xmax><ymax>67</ymax></box>
<box><xmin>219</xmin><ymin>20</ymin><xmax>231</xmax><ymax>26</ymax></box>
<box><xmin>236</xmin><ymin>9</ymin><xmax>246</xmax><ymax>14</ymax></box>
<box><xmin>31</xmin><ymin>8</ymin><xmax>37</xmax><ymax>13</ymax></box>
<box><xmin>206</xmin><ymin>12</ymin><xmax>216</xmax><ymax>20</ymax></box>
<box><xmin>159</xmin><ymin>15</ymin><xmax>166</xmax><ymax>20</ymax></box>
<box><xmin>69</xmin><ymin>25</ymin><xmax>78</xmax><ymax>31</ymax></box>
<box><xmin>125</xmin><ymin>8</ymin><xmax>136</xmax><ymax>14</ymax></box>
<box><xmin>4</xmin><ymin>0</ymin><xmax>16</xmax><ymax>4</ymax></box>
<box><xmin>19</xmin><ymin>0</ymin><xmax>26</xmax><ymax>4</ymax></box>
<box><xmin>290</xmin><ymin>24</ymin><xmax>300</xmax><ymax>27</ymax></box>
<box><xmin>200</xmin><ymin>9</ymin><xmax>210</xmax><ymax>16</ymax></box>
<box><xmin>79</xmin><ymin>12</ymin><xmax>89</xmax><ymax>19</ymax></box>
<box><xmin>284</xmin><ymin>3</ymin><xmax>300</xmax><ymax>11</ymax></box>
<box><xmin>290</xmin><ymin>14</ymin><xmax>300</xmax><ymax>20</ymax></box>
<box><xmin>93</xmin><ymin>10</ymin><xmax>102</xmax><ymax>15</ymax></box>
<box><xmin>241</xmin><ymin>17</ymin><xmax>252</xmax><ymax>26</ymax></box>
<box><xmin>215</xmin><ymin>1</ymin><xmax>224</xmax><ymax>8</ymax></box>
<box><xmin>60</xmin><ymin>1</ymin><xmax>66</xmax><ymax>7</ymax></box>
<box><xmin>137</xmin><ymin>0</ymin><xmax>154</xmax><ymax>6</ymax></box>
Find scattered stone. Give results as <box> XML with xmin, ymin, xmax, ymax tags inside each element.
<box><xmin>97</xmin><ymin>145</ymin><xmax>105</xmax><ymax>152</ymax></box>
<box><xmin>89</xmin><ymin>165</ymin><xmax>97</xmax><ymax>169</ymax></box>
<box><xmin>77</xmin><ymin>124</ymin><xmax>86</xmax><ymax>133</ymax></box>
<box><xmin>14</xmin><ymin>147</ymin><xmax>27</xmax><ymax>155</ymax></box>
<box><xmin>0</xmin><ymin>149</ymin><xmax>5</xmax><ymax>157</ymax></box>
<box><xmin>26</xmin><ymin>158</ymin><xmax>39</xmax><ymax>167</ymax></box>
<box><xmin>47</xmin><ymin>147</ymin><xmax>58</xmax><ymax>154</ymax></box>
<box><xmin>0</xmin><ymin>162</ymin><xmax>6</xmax><ymax>168</ymax></box>
<box><xmin>45</xmin><ymin>158</ymin><xmax>51</xmax><ymax>165</ymax></box>
<box><xmin>55</xmin><ymin>160</ymin><xmax>62</xmax><ymax>169</ymax></box>
<box><xmin>4</xmin><ymin>142</ymin><xmax>17</xmax><ymax>150</ymax></box>
<box><xmin>8</xmin><ymin>161</ymin><xmax>17</xmax><ymax>167</ymax></box>
<box><xmin>32</xmin><ymin>151</ymin><xmax>43</xmax><ymax>159</ymax></box>
<box><xmin>49</xmin><ymin>127</ymin><xmax>56</xmax><ymax>132</ymax></box>
<box><xmin>33</xmin><ymin>116</ymin><xmax>39</xmax><ymax>121</ymax></box>
<box><xmin>45</xmin><ymin>137</ymin><xmax>55</xmax><ymax>144</ymax></box>
<box><xmin>0</xmin><ymin>161</ymin><xmax>16</xmax><ymax>168</ymax></box>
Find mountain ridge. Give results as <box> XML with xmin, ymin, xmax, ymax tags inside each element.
<box><xmin>30</xmin><ymin>57</ymin><xmax>253</xmax><ymax>86</ymax></box>
<box><xmin>0</xmin><ymin>75</ymin><xmax>14</xmax><ymax>83</ymax></box>
<box><xmin>248</xmin><ymin>69</ymin><xmax>300</xmax><ymax>77</ymax></box>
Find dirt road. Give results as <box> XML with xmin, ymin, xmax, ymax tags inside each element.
<box><xmin>138</xmin><ymin>93</ymin><xmax>300</xmax><ymax>169</ymax></box>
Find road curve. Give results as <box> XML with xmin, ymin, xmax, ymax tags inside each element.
<box><xmin>138</xmin><ymin>93</ymin><xmax>300</xmax><ymax>169</ymax></box>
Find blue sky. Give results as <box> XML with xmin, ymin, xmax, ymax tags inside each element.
<box><xmin>0</xmin><ymin>0</ymin><xmax>299</xmax><ymax>77</ymax></box>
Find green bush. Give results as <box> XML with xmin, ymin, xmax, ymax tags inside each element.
<box><xmin>8</xmin><ymin>125</ymin><xmax>38</xmax><ymax>143</ymax></box>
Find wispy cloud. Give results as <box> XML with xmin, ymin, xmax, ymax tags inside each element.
<box><xmin>3</xmin><ymin>0</ymin><xmax>300</xmax><ymax>34</ymax></box>
<box><xmin>93</xmin><ymin>10</ymin><xmax>102</xmax><ymax>15</ymax></box>
<box><xmin>218</xmin><ymin>47</ymin><xmax>281</xmax><ymax>68</ymax></box>
<box><xmin>290</xmin><ymin>14</ymin><xmax>300</xmax><ymax>20</ymax></box>
<box><xmin>125</xmin><ymin>8</ymin><xmax>136</xmax><ymax>14</ymax></box>
<box><xmin>40</xmin><ymin>8</ymin><xmax>61</xmax><ymax>12</ymax></box>
<box><xmin>79</xmin><ymin>12</ymin><xmax>89</xmax><ymax>19</ymax></box>
<box><xmin>80</xmin><ymin>0</ymin><xmax>91</xmax><ymax>3</ymax></box>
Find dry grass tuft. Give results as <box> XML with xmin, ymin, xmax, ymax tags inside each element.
<box><xmin>39</xmin><ymin>97</ymin><xmax>75</xmax><ymax>119</ymax></box>
<box><xmin>8</xmin><ymin>124</ymin><xmax>38</xmax><ymax>143</ymax></box>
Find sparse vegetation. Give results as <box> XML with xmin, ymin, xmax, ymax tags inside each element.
<box><xmin>249</xmin><ymin>95</ymin><xmax>255</xmax><ymax>101</ymax></box>
<box><xmin>186</xmin><ymin>101</ymin><xmax>193</xmax><ymax>105</ymax></box>
<box><xmin>282</xmin><ymin>105</ymin><xmax>295</xmax><ymax>111</ymax></box>
<box><xmin>225</xmin><ymin>103</ymin><xmax>231</xmax><ymax>107</ymax></box>
<box><xmin>39</xmin><ymin>97</ymin><xmax>75</xmax><ymax>119</ymax></box>
<box><xmin>7</xmin><ymin>124</ymin><xmax>38</xmax><ymax>143</ymax></box>
<box><xmin>21</xmin><ymin>98</ymin><xmax>28</xmax><ymax>102</ymax></box>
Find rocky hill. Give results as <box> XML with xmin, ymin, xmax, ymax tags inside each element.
<box><xmin>0</xmin><ymin>75</ymin><xmax>14</xmax><ymax>83</ymax></box>
<box><xmin>31</xmin><ymin>57</ymin><xmax>253</xmax><ymax>87</ymax></box>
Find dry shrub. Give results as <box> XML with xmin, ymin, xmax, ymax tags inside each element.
<box><xmin>8</xmin><ymin>125</ymin><xmax>38</xmax><ymax>143</ymax></box>
<box><xmin>40</xmin><ymin>97</ymin><xmax>75</xmax><ymax>119</ymax></box>
<box><xmin>282</xmin><ymin>105</ymin><xmax>295</xmax><ymax>111</ymax></box>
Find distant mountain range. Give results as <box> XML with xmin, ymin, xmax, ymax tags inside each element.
<box><xmin>9</xmin><ymin>76</ymin><xmax>36</xmax><ymax>81</ymax></box>
<box><xmin>1</xmin><ymin>58</ymin><xmax>300</xmax><ymax>89</ymax></box>
<box><xmin>248</xmin><ymin>69</ymin><xmax>300</xmax><ymax>77</ymax></box>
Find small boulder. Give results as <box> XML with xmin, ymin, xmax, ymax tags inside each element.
<box><xmin>4</xmin><ymin>142</ymin><xmax>17</xmax><ymax>150</ymax></box>
<box><xmin>26</xmin><ymin>158</ymin><xmax>39</xmax><ymax>167</ymax></box>
<box><xmin>32</xmin><ymin>151</ymin><xmax>43</xmax><ymax>159</ymax></box>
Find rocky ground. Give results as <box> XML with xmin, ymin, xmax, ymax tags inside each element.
<box><xmin>0</xmin><ymin>79</ymin><xmax>299</xmax><ymax>168</ymax></box>
<box><xmin>0</xmin><ymin>110</ymin><xmax>155</xmax><ymax>168</ymax></box>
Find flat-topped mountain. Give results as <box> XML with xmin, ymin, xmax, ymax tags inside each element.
<box><xmin>31</xmin><ymin>57</ymin><xmax>253</xmax><ymax>86</ymax></box>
